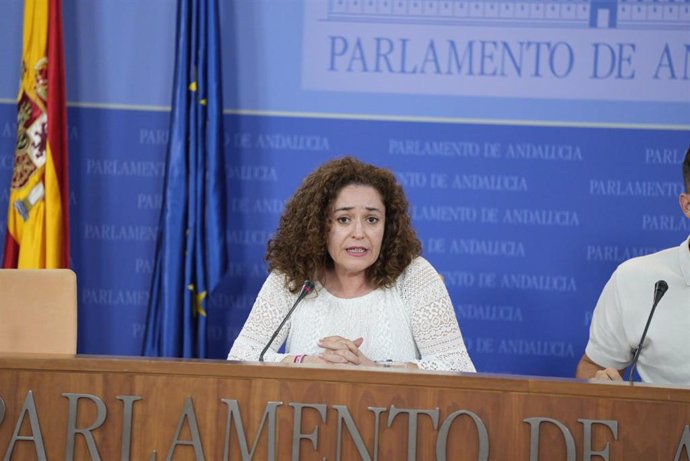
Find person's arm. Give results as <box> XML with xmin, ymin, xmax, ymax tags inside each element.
<box><xmin>227</xmin><ymin>273</ymin><xmax>294</xmax><ymax>362</ymax></box>
<box><xmin>404</xmin><ymin>258</ymin><xmax>476</xmax><ymax>372</ymax></box>
<box><xmin>576</xmin><ymin>354</ymin><xmax>625</xmax><ymax>381</ymax></box>
<box><xmin>580</xmin><ymin>269</ymin><xmax>634</xmax><ymax>381</ymax></box>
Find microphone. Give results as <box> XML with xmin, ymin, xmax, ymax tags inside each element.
<box><xmin>258</xmin><ymin>280</ymin><xmax>316</xmax><ymax>362</ymax></box>
<box><xmin>627</xmin><ymin>280</ymin><xmax>668</xmax><ymax>383</ymax></box>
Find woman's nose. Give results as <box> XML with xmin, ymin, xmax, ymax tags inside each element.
<box><xmin>351</xmin><ymin>219</ymin><xmax>364</xmax><ymax>237</ymax></box>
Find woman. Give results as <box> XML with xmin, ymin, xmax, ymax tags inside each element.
<box><xmin>228</xmin><ymin>156</ymin><xmax>475</xmax><ymax>371</ymax></box>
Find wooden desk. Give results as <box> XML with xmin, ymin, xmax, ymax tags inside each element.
<box><xmin>0</xmin><ymin>354</ymin><xmax>688</xmax><ymax>460</ymax></box>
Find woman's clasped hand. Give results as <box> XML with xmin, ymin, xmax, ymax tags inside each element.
<box><xmin>315</xmin><ymin>336</ymin><xmax>374</xmax><ymax>366</ymax></box>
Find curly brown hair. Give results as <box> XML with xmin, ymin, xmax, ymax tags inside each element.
<box><xmin>266</xmin><ymin>156</ymin><xmax>422</xmax><ymax>293</ymax></box>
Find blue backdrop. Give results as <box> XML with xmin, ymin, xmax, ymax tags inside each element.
<box><xmin>0</xmin><ymin>0</ymin><xmax>688</xmax><ymax>378</ymax></box>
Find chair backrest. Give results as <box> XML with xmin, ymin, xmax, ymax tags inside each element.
<box><xmin>0</xmin><ymin>269</ymin><xmax>77</xmax><ymax>354</ymax></box>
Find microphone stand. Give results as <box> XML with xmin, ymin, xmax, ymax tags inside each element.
<box><xmin>627</xmin><ymin>280</ymin><xmax>668</xmax><ymax>383</ymax></box>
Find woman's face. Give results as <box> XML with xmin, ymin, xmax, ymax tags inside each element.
<box><xmin>327</xmin><ymin>184</ymin><xmax>385</xmax><ymax>279</ymax></box>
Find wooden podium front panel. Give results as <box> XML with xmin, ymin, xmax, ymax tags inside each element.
<box><xmin>0</xmin><ymin>354</ymin><xmax>689</xmax><ymax>460</ymax></box>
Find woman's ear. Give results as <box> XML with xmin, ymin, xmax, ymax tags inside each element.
<box><xmin>679</xmin><ymin>193</ymin><xmax>690</xmax><ymax>218</ymax></box>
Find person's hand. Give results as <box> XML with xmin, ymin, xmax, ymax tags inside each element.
<box><xmin>301</xmin><ymin>354</ymin><xmax>329</xmax><ymax>365</ymax></box>
<box><xmin>317</xmin><ymin>336</ymin><xmax>375</xmax><ymax>366</ymax></box>
<box><xmin>592</xmin><ymin>367</ymin><xmax>623</xmax><ymax>381</ymax></box>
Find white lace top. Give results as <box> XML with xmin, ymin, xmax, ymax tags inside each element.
<box><xmin>227</xmin><ymin>256</ymin><xmax>475</xmax><ymax>372</ymax></box>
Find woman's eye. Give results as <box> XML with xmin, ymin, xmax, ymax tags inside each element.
<box><xmin>336</xmin><ymin>216</ymin><xmax>350</xmax><ymax>224</ymax></box>
<box><xmin>367</xmin><ymin>216</ymin><xmax>379</xmax><ymax>224</ymax></box>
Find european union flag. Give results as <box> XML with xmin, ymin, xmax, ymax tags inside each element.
<box><xmin>143</xmin><ymin>0</ymin><xmax>227</xmax><ymax>358</ymax></box>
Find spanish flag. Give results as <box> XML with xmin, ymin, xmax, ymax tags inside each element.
<box><xmin>2</xmin><ymin>0</ymin><xmax>70</xmax><ymax>268</ymax></box>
